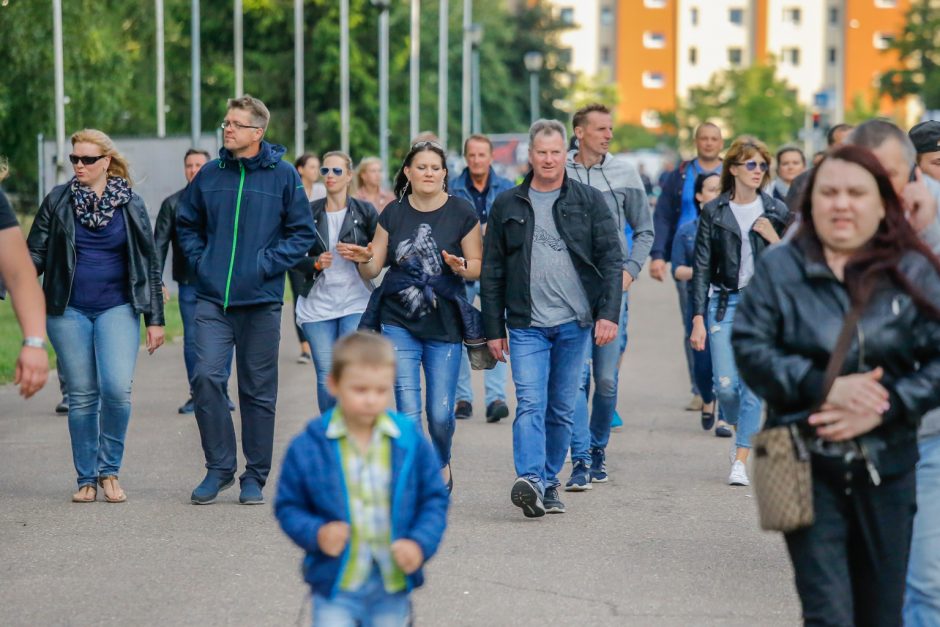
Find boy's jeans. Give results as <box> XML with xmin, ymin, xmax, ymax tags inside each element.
<box><xmin>509</xmin><ymin>321</ymin><xmax>591</xmax><ymax>492</ymax></box>
<box><xmin>313</xmin><ymin>565</ymin><xmax>410</xmax><ymax>627</ymax></box>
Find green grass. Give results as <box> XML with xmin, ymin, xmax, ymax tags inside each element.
<box><xmin>0</xmin><ymin>296</ymin><xmax>185</xmax><ymax>384</ymax></box>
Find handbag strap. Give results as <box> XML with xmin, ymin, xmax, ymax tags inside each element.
<box><xmin>815</xmin><ymin>304</ymin><xmax>863</xmax><ymax>412</ymax></box>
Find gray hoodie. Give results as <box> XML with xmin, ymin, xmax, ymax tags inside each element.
<box><xmin>565</xmin><ymin>150</ymin><xmax>654</xmax><ymax>280</ymax></box>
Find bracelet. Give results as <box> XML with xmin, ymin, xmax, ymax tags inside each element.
<box><xmin>359</xmin><ymin>256</ymin><xmax>374</xmax><ymax>265</ymax></box>
<box><xmin>22</xmin><ymin>336</ymin><xmax>46</xmax><ymax>349</ymax></box>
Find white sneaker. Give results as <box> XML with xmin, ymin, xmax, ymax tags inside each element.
<box><xmin>728</xmin><ymin>460</ymin><xmax>750</xmax><ymax>486</ymax></box>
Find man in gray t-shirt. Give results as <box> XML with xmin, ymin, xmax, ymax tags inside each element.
<box><xmin>528</xmin><ymin>188</ymin><xmax>591</xmax><ymax>327</ymax></box>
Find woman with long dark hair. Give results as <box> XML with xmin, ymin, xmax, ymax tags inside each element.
<box><xmin>27</xmin><ymin>129</ymin><xmax>165</xmax><ymax>503</ymax></box>
<box><xmin>344</xmin><ymin>141</ymin><xmax>483</xmax><ymax>491</ymax></box>
<box><xmin>689</xmin><ymin>136</ymin><xmax>788</xmax><ymax>486</ymax></box>
<box><xmin>733</xmin><ymin>145</ymin><xmax>940</xmax><ymax>626</ymax></box>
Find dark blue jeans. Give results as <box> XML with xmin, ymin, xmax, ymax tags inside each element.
<box><xmin>192</xmin><ymin>300</ymin><xmax>282</xmax><ymax>486</ymax></box>
<box><xmin>178</xmin><ymin>284</ymin><xmax>232</xmax><ymax>392</ymax></box>
<box><xmin>681</xmin><ymin>288</ymin><xmax>716</xmax><ymax>405</ymax></box>
<box><xmin>509</xmin><ymin>321</ymin><xmax>591</xmax><ymax>491</ymax></box>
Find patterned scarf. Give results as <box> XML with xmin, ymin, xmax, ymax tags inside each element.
<box><xmin>70</xmin><ymin>176</ymin><xmax>131</xmax><ymax>230</ymax></box>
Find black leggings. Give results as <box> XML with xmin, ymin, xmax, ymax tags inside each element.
<box><xmin>286</xmin><ymin>269</ymin><xmax>306</xmax><ymax>345</ymax></box>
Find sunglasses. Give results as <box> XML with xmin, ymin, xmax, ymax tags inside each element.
<box><xmin>412</xmin><ymin>140</ymin><xmax>444</xmax><ymax>150</ymax></box>
<box><xmin>737</xmin><ymin>160</ymin><xmax>769</xmax><ymax>172</ymax></box>
<box><xmin>69</xmin><ymin>154</ymin><xmax>107</xmax><ymax>166</ymax></box>
<box><xmin>320</xmin><ymin>167</ymin><xmax>345</xmax><ymax>176</ymax></box>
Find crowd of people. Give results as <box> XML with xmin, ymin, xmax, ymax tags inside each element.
<box><xmin>3</xmin><ymin>92</ymin><xmax>940</xmax><ymax>625</ymax></box>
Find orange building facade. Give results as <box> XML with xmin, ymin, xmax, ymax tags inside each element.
<box><xmin>616</xmin><ymin>0</ymin><xmax>677</xmax><ymax>128</ymax></box>
<box><xmin>843</xmin><ymin>0</ymin><xmax>912</xmax><ymax>116</ymax></box>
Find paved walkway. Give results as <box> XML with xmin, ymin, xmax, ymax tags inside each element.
<box><xmin>0</xmin><ymin>278</ymin><xmax>800</xmax><ymax>626</ymax></box>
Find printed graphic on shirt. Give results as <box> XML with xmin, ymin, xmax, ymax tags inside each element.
<box><xmin>394</xmin><ymin>223</ymin><xmax>442</xmax><ymax>318</ymax></box>
<box><xmin>533</xmin><ymin>225</ymin><xmax>566</xmax><ymax>252</ymax></box>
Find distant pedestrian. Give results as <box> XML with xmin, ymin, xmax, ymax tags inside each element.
<box><xmin>770</xmin><ymin>146</ymin><xmax>806</xmax><ymax>205</ymax></box>
<box><xmin>177</xmin><ymin>95</ymin><xmax>316</xmax><ymax>506</ymax></box>
<box><xmin>785</xmin><ymin>123</ymin><xmax>854</xmax><ymax>214</ymax></box>
<box><xmin>294</xmin><ymin>150</ymin><xmax>378</xmax><ymax>413</ymax></box>
<box><xmin>353</xmin><ymin>156</ymin><xmax>395</xmax><ymax>212</ymax></box>
<box><xmin>27</xmin><ymin>129</ymin><xmax>165</xmax><ymax>503</ymax></box>
<box><xmin>275</xmin><ymin>332</ymin><xmax>449</xmax><ymax>627</ymax></box>
<box><xmin>910</xmin><ymin>119</ymin><xmax>940</xmax><ymax>182</ymax></box>
<box><xmin>689</xmin><ymin>136</ymin><xmax>787</xmax><ymax>486</ymax></box>
<box><xmin>481</xmin><ymin>119</ymin><xmax>622</xmax><ymax>517</ymax></box>
<box><xmin>733</xmin><ymin>145</ymin><xmax>940</xmax><ymax>627</ymax></box>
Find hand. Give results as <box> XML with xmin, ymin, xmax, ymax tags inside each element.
<box><xmin>902</xmin><ymin>169</ymin><xmax>938</xmax><ymax>234</ymax></box>
<box><xmin>622</xmin><ymin>271</ymin><xmax>634</xmax><ymax>291</ymax></box>
<box><xmin>594</xmin><ymin>319</ymin><xmax>618</xmax><ymax>346</ymax></box>
<box><xmin>337</xmin><ymin>242</ymin><xmax>373</xmax><ymax>264</ymax></box>
<box><xmin>146</xmin><ymin>326</ymin><xmax>165</xmax><ymax>354</ymax></box>
<box><xmin>391</xmin><ymin>539</ymin><xmax>425</xmax><ymax>574</ymax></box>
<box><xmin>752</xmin><ymin>217</ymin><xmax>780</xmax><ymax>244</ymax></box>
<box><xmin>317</xmin><ymin>521</ymin><xmax>350</xmax><ymax>557</ymax></box>
<box><xmin>649</xmin><ymin>259</ymin><xmax>667</xmax><ymax>282</ymax></box>
<box><xmin>690</xmin><ymin>316</ymin><xmax>707</xmax><ymax>351</ymax></box>
<box><xmin>162</xmin><ymin>285</ymin><xmax>170</xmax><ymax>305</ymax></box>
<box><xmin>315</xmin><ymin>251</ymin><xmax>334</xmax><ymax>270</ymax></box>
<box><xmin>441</xmin><ymin>250</ymin><xmax>466</xmax><ymax>276</ymax></box>
<box><xmin>15</xmin><ymin>346</ymin><xmax>49</xmax><ymax>399</ymax></box>
<box><xmin>487</xmin><ymin>338</ymin><xmax>509</xmax><ymax>363</ymax></box>
<box><xmin>826</xmin><ymin>368</ymin><xmax>890</xmax><ymax>415</ymax></box>
<box><xmin>808</xmin><ymin>403</ymin><xmax>884</xmax><ymax>442</ymax></box>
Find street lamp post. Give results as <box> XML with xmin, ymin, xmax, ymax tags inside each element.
<box><xmin>523</xmin><ymin>51</ymin><xmax>543</xmax><ymax>124</ymax></box>
<box><xmin>191</xmin><ymin>0</ymin><xmax>201</xmax><ymax>147</ymax></box>
<box><xmin>53</xmin><ymin>0</ymin><xmax>66</xmax><ymax>183</ymax></box>
<box><xmin>468</xmin><ymin>23</ymin><xmax>483</xmax><ymax>134</ymax></box>
<box><xmin>371</xmin><ymin>0</ymin><xmax>391</xmax><ymax>184</ymax></box>
<box><xmin>438</xmin><ymin>0</ymin><xmax>449</xmax><ymax>148</ymax></box>
<box><xmin>461</xmin><ymin>0</ymin><xmax>472</xmax><ymax>146</ymax></box>
<box><xmin>156</xmin><ymin>0</ymin><xmax>166</xmax><ymax>138</ymax></box>
<box><xmin>294</xmin><ymin>0</ymin><xmax>304</xmax><ymax>156</ymax></box>
<box><xmin>234</xmin><ymin>0</ymin><xmax>243</xmax><ymax>96</ymax></box>
<box><xmin>340</xmin><ymin>0</ymin><xmax>350</xmax><ymax>154</ymax></box>
<box><xmin>409</xmin><ymin>0</ymin><xmax>420</xmax><ymax>140</ymax></box>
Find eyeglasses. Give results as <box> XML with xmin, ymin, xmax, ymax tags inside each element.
<box><xmin>69</xmin><ymin>154</ymin><xmax>107</xmax><ymax>166</ymax></box>
<box><xmin>737</xmin><ymin>160</ymin><xmax>769</xmax><ymax>172</ymax></box>
<box><xmin>220</xmin><ymin>120</ymin><xmax>262</xmax><ymax>131</ymax></box>
<box><xmin>320</xmin><ymin>167</ymin><xmax>345</xmax><ymax>176</ymax></box>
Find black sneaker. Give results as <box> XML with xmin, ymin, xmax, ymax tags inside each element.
<box><xmin>510</xmin><ymin>477</ymin><xmax>545</xmax><ymax>518</ymax></box>
<box><xmin>543</xmin><ymin>487</ymin><xmax>566</xmax><ymax>514</ymax></box>
<box><xmin>454</xmin><ymin>400</ymin><xmax>473</xmax><ymax>420</ymax></box>
<box><xmin>178</xmin><ymin>397</ymin><xmax>195</xmax><ymax>414</ymax></box>
<box><xmin>485</xmin><ymin>399</ymin><xmax>509</xmax><ymax>423</ymax></box>
<box><xmin>55</xmin><ymin>397</ymin><xmax>69</xmax><ymax>415</ymax></box>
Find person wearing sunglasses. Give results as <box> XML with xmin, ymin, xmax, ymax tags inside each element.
<box><xmin>26</xmin><ymin>129</ymin><xmax>166</xmax><ymax>503</ymax></box>
<box><xmin>293</xmin><ymin>151</ymin><xmax>379</xmax><ymax>413</ymax></box>
<box><xmin>689</xmin><ymin>136</ymin><xmax>788</xmax><ymax>487</ymax></box>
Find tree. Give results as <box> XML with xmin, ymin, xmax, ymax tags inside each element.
<box><xmin>879</xmin><ymin>0</ymin><xmax>940</xmax><ymax>110</ymax></box>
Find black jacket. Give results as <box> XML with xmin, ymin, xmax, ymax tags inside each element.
<box><xmin>154</xmin><ymin>188</ymin><xmax>197</xmax><ymax>285</ymax></box>
<box><xmin>480</xmin><ymin>172</ymin><xmax>623</xmax><ymax>339</ymax></box>
<box><xmin>292</xmin><ymin>196</ymin><xmax>378</xmax><ymax>298</ymax></box>
<box><xmin>691</xmin><ymin>191</ymin><xmax>788</xmax><ymax>317</ymax></box>
<box><xmin>732</xmin><ymin>242</ymin><xmax>940</xmax><ymax>478</ymax></box>
<box><xmin>26</xmin><ymin>182</ymin><xmax>165</xmax><ymax>326</ymax></box>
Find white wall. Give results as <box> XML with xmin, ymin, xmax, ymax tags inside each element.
<box><xmin>550</xmin><ymin>0</ymin><xmax>601</xmax><ymax>78</ymax></box>
<box><xmin>677</xmin><ymin>0</ymin><xmax>753</xmax><ymax>99</ymax></box>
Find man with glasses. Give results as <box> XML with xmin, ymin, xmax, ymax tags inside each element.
<box><xmin>178</xmin><ymin>95</ymin><xmax>316</xmax><ymax>506</ymax></box>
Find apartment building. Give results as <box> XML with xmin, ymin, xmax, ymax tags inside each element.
<box><xmin>616</xmin><ymin>0</ymin><xmax>678</xmax><ymax>129</ymax></box>
<box><xmin>544</xmin><ymin>0</ymin><xmax>618</xmax><ymax>82</ymax></box>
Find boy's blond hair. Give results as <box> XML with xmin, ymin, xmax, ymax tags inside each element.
<box><xmin>330</xmin><ymin>332</ymin><xmax>396</xmax><ymax>380</ymax></box>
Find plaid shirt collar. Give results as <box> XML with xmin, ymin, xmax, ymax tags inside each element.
<box><xmin>326</xmin><ymin>409</ymin><xmax>400</xmax><ymax>441</ymax></box>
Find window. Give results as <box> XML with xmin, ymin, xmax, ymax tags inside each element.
<box><xmin>600</xmin><ymin>6</ymin><xmax>614</xmax><ymax>26</ymax></box>
<box><xmin>783</xmin><ymin>7</ymin><xmax>801</xmax><ymax>25</ymax></box>
<box><xmin>644</xmin><ymin>0</ymin><xmax>667</xmax><ymax>8</ymax></box>
<box><xmin>641</xmin><ymin>110</ymin><xmax>662</xmax><ymax>128</ymax></box>
<box><xmin>873</xmin><ymin>32</ymin><xmax>895</xmax><ymax>50</ymax></box>
<box><xmin>689</xmin><ymin>47</ymin><xmax>698</xmax><ymax>65</ymax></box>
<box><xmin>875</xmin><ymin>0</ymin><xmax>897</xmax><ymax>7</ymax></box>
<box><xmin>828</xmin><ymin>6</ymin><xmax>839</xmax><ymax>25</ymax></box>
<box><xmin>783</xmin><ymin>47</ymin><xmax>801</xmax><ymax>66</ymax></box>
<box><xmin>559</xmin><ymin>7</ymin><xmax>575</xmax><ymax>25</ymax></box>
<box><xmin>691</xmin><ymin>7</ymin><xmax>699</xmax><ymax>25</ymax></box>
<box><xmin>643</xmin><ymin>32</ymin><xmax>666</xmax><ymax>49</ymax></box>
<box><xmin>642</xmin><ymin>71</ymin><xmax>665</xmax><ymax>89</ymax></box>
<box><xmin>828</xmin><ymin>47</ymin><xmax>837</xmax><ymax>64</ymax></box>
<box><xmin>729</xmin><ymin>7</ymin><xmax>744</xmax><ymax>25</ymax></box>
<box><xmin>728</xmin><ymin>47</ymin><xmax>743</xmax><ymax>66</ymax></box>
<box><xmin>601</xmin><ymin>46</ymin><xmax>611</xmax><ymax>64</ymax></box>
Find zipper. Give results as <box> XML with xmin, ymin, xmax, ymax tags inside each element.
<box><xmin>223</xmin><ymin>162</ymin><xmax>246</xmax><ymax>310</ymax></box>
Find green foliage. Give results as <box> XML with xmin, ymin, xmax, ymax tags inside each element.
<box><xmin>610</xmin><ymin>124</ymin><xmax>676</xmax><ymax>153</ymax></box>
<box><xmin>845</xmin><ymin>93</ymin><xmax>882</xmax><ymax>126</ymax></box>
<box><xmin>879</xmin><ymin>0</ymin><xmax>940</xmax><ymax>110</ymax></box>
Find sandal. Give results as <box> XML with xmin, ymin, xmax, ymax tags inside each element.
<box><xmin>98</xmin><ymin>475</ymin><xmax>127</xmax><ymax>503</ymax></box>
<box><xmin>71</xmin><ymin>485</ymin><xmax>97</xmax><ymax>503</ymax></box>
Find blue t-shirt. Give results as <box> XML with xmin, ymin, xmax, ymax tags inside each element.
<box><xmin>69</xmin><ymin>209</ymin><xmax>131</xmax><ymax>313</ymax></box>
<box><xmin>679</xmin><ymin>160</ymin><xmax>721</xmax><ymax>228</ymax></box>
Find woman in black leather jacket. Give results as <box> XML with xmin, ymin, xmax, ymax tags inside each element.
<box><xmin>292</xmin><ymin>151</ymin><xmax>378</xmax><ymax>413</ymax></box>
<box><xmin>689</xmin><ymin>137</ymin><xmax>788</xmax><ymax>486</ymax></box>
<box><xmin>732</xmin><ymin>145</ymin><xmax>940</xmax><ymax>626</ymax></box>
<box><xmin>27</xmin><ymin>129</ymin><xmax>165</xmax><ymax>504</ymax></box>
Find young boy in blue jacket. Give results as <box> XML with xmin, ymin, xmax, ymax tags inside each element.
<box><xmin>275</xmin><ymin>331</ymin><xmax>449</xmax><ymax>625</ymax></box>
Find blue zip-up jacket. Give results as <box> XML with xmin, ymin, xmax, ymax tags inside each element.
<box><xmin>274</xmin><ymin>409</ymin><xmax>450</xmax><ymax>598</ymax></box>
<box><xmin>449</xmin><ymin>167</ymin><xmax>515</xmax><ymax>226</ymax></box>
<box><xmin>176</xmin><ymin>141</ymin><xmax>316</xmax><ymax>308</ymax></box>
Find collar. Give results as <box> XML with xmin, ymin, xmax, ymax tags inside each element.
<box><xmin>326</xmin><ymin>408</ymin><xmax>400</xmax><ymax>440</ymax></box>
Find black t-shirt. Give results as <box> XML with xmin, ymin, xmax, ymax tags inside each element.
<box><xmin>378</xmin><ymin>195</ymin><xmax>479</xmax><ymax>343</ymax></box>
<box><xmin>0</xmin><ymin>189</ymin><xmax>18</xmax><ymax>230</ymax></box>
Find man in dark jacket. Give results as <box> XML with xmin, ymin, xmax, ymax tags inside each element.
<box><xmin>177</xmin><ymin>95</ymin><xmax>316</xmax><ymax>506</ymax></box>
<box><xmin>154</xmin><ymin>148</ymin><xmax>234</xmax><ymax>415</ymax></box>
<box><xmin>481</xmin><ymin>119</ymin><xmax>622</xmax><ymax>518</ymax></box>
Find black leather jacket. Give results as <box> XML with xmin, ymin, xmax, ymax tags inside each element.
<box><xmin>292</xmin><ymin>196</ymin><xmax>378</xmax><ymax>298</ymax></box>
<box><xmin>26</xmin><ymin>182</ymin><xmax>165</xmax><ymax>326</ymax></box>
<box><xmin>691</xmin><ymin>191</ymin><xmax>788</xmax><ymax>318</ymax></box>
<box><xmin>732</xmin><ymin>241</ymin><xmax>940</xmax><ymax>478</ymax></box>
<box><xmin>154</xmin><ymin>187</ymin><xmax>197</xmax><ymax>285</ymax></box>
<box><xmin>480</xmin><ymin>172</ymin><xmax>623</xmax><ymax>339</ymax></box>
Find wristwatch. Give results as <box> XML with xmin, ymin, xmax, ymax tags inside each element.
<box><xmin>22</xmin><ymin>336</ymin><xmax>46</xmax><ymax>349</ymax></box>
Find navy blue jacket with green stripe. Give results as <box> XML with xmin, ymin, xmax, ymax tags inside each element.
<box><xmin>177</xmin><ymin>141</ymin><xmax>316</xmax><ymax>308</ymax></box>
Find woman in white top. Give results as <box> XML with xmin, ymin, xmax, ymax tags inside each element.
<box><xmin>293</xmin><ymin>151</ymin><xmax>378</xmax><ymax>412</ymax></box>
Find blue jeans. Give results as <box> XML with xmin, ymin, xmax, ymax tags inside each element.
<box><xmin>905</xmin><ymin>432</ymin><xmax>940</xmax><ymax>625</ymax></box>
<box><xmin>301</xmin><ymin>314</ymin><xmax>363</xmax><ymax>414</ymax></box>
<box><xmin>178</xmin><ymin>284</ymin><xmax>232</xmax><ymax>392</ymax></box>
<box><xmin>681</xmin><ymin>288</ymin><xmax>716</xmax><ymax>405</ymax></box>
<box><xmin>47</xmin><ymin>304</ymin><xmax>141</xmax><ymax>487</ymax></box>
<box><xmin>455</xmin><ymin>282</ymin><xmax>508</xmax><ymax>405</ymax></box>
<box><xmin>571</xmin><ymin>292</ymin><xmax>628</xmax><ymax>462</ymax></box>
<box><xmin>382</xmin><ymin>324</ymin><xmax>461</xmax><ymax>467</ymax></box>
<box><xmin>509</xmin><ymin>321</ymin><xmax>591</xmax><ymax>491</ymax></box>
<box><xmin>677</xmin><ymin>279</ymin><xmax>699</xmax><ymax>396</ymax></box>
<box><xmin>707</xmin><ymin>293</ymin><xmax>762</xmax><ymax>449</ymax></box>
<box><xmin>312</xmin><ymin>565</ymin><xmax>410</xmax><ymax>627</ymax></box>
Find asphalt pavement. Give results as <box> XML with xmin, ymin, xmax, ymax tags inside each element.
<box><xmin>0</xmin><ymin>277</ymin><xmax>800</xmax><ymax>626</ymax></box>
